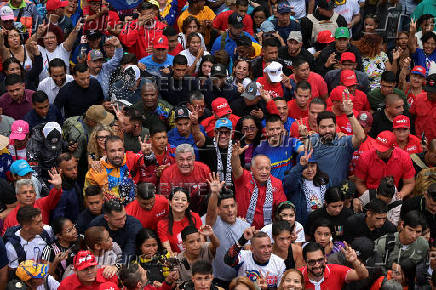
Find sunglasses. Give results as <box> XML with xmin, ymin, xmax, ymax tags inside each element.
<box><xmin>307</xmin><ymin>258</ymin><xmax>325</xmax><ymax>266</ymax></box>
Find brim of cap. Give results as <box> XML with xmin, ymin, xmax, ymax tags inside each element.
<box><xmin>175</xmin><ymin>115</ymin><xmax>190</xmax><ymax>120</ymax></box>
<box><xmin>230</xmin><ymin>23</ymin><xmax>244</xmax><ymax>29</ymax></box>
<box><xmin>374</xmin><ymin>143</ymin><xmax>391</xmax><ymax>152</ymax></box>
<box><xmin>9</xmin><ymin>133</ymin><xmax>26</xmax><ymax>140</ymax></box>
<box><xmin>215</xmin><ymin>123</ymin><xmax>233</xmax><ymax>129</ymax></box>
<box><xmin>153</xmin><ymin>45</ymin><xmax>169</xmax><ymax>49</ymax></box>
<box><xmin>15</xmin><ymin>167</ymin><xmax>34</xmax><ymax>176</ymax></box>
<box><xmin>215</xmin><ymin>109</ymin><xmax>232</xmax><ymax>118</ymax></box>
<box><xmin>393</xmin><ymin>124</ymin><xmax>409</xmax><ymax>129</ymax></box>
<box><xmin>268</xmin><ymin>73</ymin><xmax>282</xmax><ymax>83</ymax></box>
<box><xmin>211</xmin><ymin>72</ymin><xmax>227</xmax><ymax>77</ymax></box>
<box><xmin>1</xmin><ymin>15</ymin><xmax>14</xmax><ymax>21</ymax></box>
<box><xmin>100</xmin><ymin>112</ymin><xmax>115</xmax><ymax>126</ymax></box>
<box><xmin>342</xmin><ymin>80</ymin><xmax>357</xmax><ymax>87</ymax></box>
<box><xmin>278</xmin><ymin>9</ymin><xmax>292</xmax><ymax>14</ymax></box>
<box><xmin>75</xmin><ymin>261</ymin><xmax>98</xmax><ymax>271</ymax></box>
<box><xmin>241</xmin><ymin>92</ymin><xmax>257</xmax><ymax>100</ymax></box>
<box><xmin>411</xmin><ymin>71</ymin><xmax>425</xmax><ymax>77</ymax></box>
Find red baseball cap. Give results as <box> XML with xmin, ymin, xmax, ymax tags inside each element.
<box><xmin>212</xmin><ymin>97</ymin><xmax>232</xmax><ymax>118</ymax></box>
<box><xmin>10</xmin><ymin>120</ymin><xmax>29</xmax><ymax>141</ymax></box>
<box><xmin>153</xmin><ymin>36</ymin><xmax>169</xmax><ymax>49</ymax></box>
<box><xmin>46</xmin><ymin>0</ymin><xmax>69</xmax><ymax>11</ymax></box>
<box><xmin>329</xmin><ymin>86</ymin><xmax>347</xmax><ymax>102</ymax></box>
<box><xmin>357</xmin><ymin>111</ymin><xmax>373</xmax><ymax>128</ymax></box>
<box><xmin>341</xmin><ymin>70</ymin><xmax>358</xmax><ymax>87</ymax></box>
<box><xmin>393</xmin><ymin>115</ymin><xmax>410</xmax><ymax>129</ymax></box>
<box><xmin>317</xmin><ymin>30</ymin><xmax>335</xmax><ymax>44</ymax></box>
<box><xmin>375</xmin><ymin>131</ymin><xmax>396</xmax><ymax>152</ymax></box>
<box><xmin>341</xmin><ymin>52</ymin><xmax>356</xmax><ymax>63</ymax></box>
<box><xmin>411</xmin><ymin>65</ymin><xmax>426</xmax><ymax>77</ymax></box>
<box><xmin>73</xmin><ymin>251</ymin><xmax>97</xmax><ymax>271</ymax></box>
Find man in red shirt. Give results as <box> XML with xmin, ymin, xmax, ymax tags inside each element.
<box><xmin>288</xmin><ymin>81</ymin><xmax>311</xmax><ymax>119</ymax></box>
<box><xmin>410</xmin><ymin>73</ymin><xmax>436</xmax><ymax>142</ymax></box>
<box><xmin>392</xmin><ymin>115</ymin><xmax>423</xmax><ymax>155</ymax></box>
<box><xmin>231</xmin><ymin>143</ymin><xmax>286</xmax><ymax>229</ymax></box>
<box><xmin>350</xmin><ymin>111</ymin><xmax>376</xmax><ymax>176</ymax></box>
<box><xmin>201</xmin><ymin>97</ymin><xmax>240</xmax><ymax>138</ymax></box>
<box><xmin>338</xmin><ymin>70</ymin><xmax>370</xmax><ymax>112</ymax></box>
<box><xmin>83</xmin><ymin>0</ymin><xmax>119</xmax><ymax>33</ymax></box>
<box><xmin>213</xmin><ymin>0</ymin><xmax>254</xmax><ymax>36</ymax></box>
<box><xmin>301</xmin><ymin>242</ymin><xmax>368</xmax><ymax>290</ymax></box>
<box><xmin>290</xmin><ymin>98</ymin><xmax>327</xmax><ymax>138</ymax></box>
<box><xmin>160</xmin><ymin>143</ymin><xmax>210</xmax><ymax>214</ymax></box>
<box><xmin>126</xmin><ymin>183</ymin><xmax>169</xmax><ymax>232</ymax></box>
<box><xmin>328</xmin><ymin>86</ymin><xmax>358</xmax><ymax>135</ymax></box>
<box><xmin>2</xmin><ymin>170</ymin><xmax>62</xmax><ymax>235</ymax></box>
<box><xmin>355</xmin><ymin>130</ymin><xmax>416</xmax><ymax>198</ymax></box>
<box><xmin>290</xmin><ymin>58</ymin><xmax>328</xmax><ymax>100</ymax></box>
<box><xmin>256</xmin><ymin>61</ymin><xmax>292</xmax><ymax>99</ymax></box>
<box><xmin>58</xmin><ymin>251</ymin><xmax>118</xmax><ymax>290</ymax></box>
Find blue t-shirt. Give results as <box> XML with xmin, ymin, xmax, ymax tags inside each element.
<box><xmin>261</xmin><ymin>117</ymin><xmax>296</xmax><ymax>133</ymax></box>
<box><xmin>254</xmin><ymin>135</ymin><xmax>303</xmax><ymax>181</ymax></box>
<box><xmin>309</xmin><ymin>134</ymin><xmax>355</xmax><ymax>187</ymax></box>
<box><xmin>168</xmin><ymin>125</ymin><xmax>206</xmax><ymax>160</ymax></box>
<box><xmin>139</xmin><ymin>54</ymin><xmax>175</xmax><ymax>76</ymax></box>
<box><xmin>412</xmin><ymin>48</ymin><xmax>436</xmax><ymax>76</ymax></box>
<box><xmin>211</xmin><ymin>31</ymin><xmax>257</xmax><ymax>60</ymax></box>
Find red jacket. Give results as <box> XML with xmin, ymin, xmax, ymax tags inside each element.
<box><xmin>119</xmin><ymin>19</ymin><xmax>166</xmax><ymax>60</ymax></box>
<box><xmin>58</xmin><ymin>268</ymin><xmax>118</xmax><ymax>290</ymax></box>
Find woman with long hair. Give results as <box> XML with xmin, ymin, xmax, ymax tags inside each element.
<box><xmin>235</xmin><ymin>116</ymin><xmax>262</xmax><ymax>169</ymax></box>
<box><xmin>178</xmin><ymin>16</ymin><xmax>206</xmax><ymax>50</ymax></box>
<box><xmin>180</xmin><ymin>32</ymin><xmax>210</xmax><ymax>75</ymax></box>
<box><xmin>278</xmin><ymin>269</ymin><xmax>304</xmax><ymax>290</ymax></box>
<box><xmin>284</xmin><ymin>150</ymin><xmax>329</xmax><ymax>225</ymax></box>
<box><xmin>272</xmin><ymin>221</ymin><xmax>304</xmax><ymax>270</ymax></box>
<box><xmin>0</xmin><ymin>28</ymin><xmax>32</xmax><ymax>71</ymax></box>
<box><xmin>251</xmin><ymin>6</ymin><xmax>269</xmax><ymax>35</ymax></box>
<box><xmin>157</xmin><ymin>187</ymin><xmax>202</xmax><ymax>255</ymax></box>
<box><xmin>87</xmin><ymin>124</ymin><xmax>114</xmax><ymax>167</ymax></box>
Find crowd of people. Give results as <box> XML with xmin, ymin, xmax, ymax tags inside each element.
<box><xmin>0</xmin><ymin>0</ymin><xmax>433</xmax><ymax>289</ymax></box>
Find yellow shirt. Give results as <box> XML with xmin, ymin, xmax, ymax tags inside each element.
<box><xmin>177</xmin><ymin>6</ymin><xmax>216</xmax><ymax>32</ymax></box>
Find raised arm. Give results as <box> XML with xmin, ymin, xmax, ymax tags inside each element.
<box><xmin>205</xmin><ymin>172</ymin><xmax>225</xmax><ymax>226</ymax></box>
<box><xmin>199</xmin><ymin>225</ymin><xmax>220</xmax><ymax>256</ymax></box>
<box><xmin>224</xmin><ymin>226</ymin><xmax>255</xmax><ymax>267</ymax></box>
<box><xmin>408</xmin><ymin>18</ymin><xmax>417</xmax><ymax>55</ymax></box>
<box><xmin>231</xmin><ymin>142</ymin><xmax>248</xmax><ymax>180</ymax></box>
<box><xmin>342</xmin><ymin>92</ymin><xmax>364</xmax><ymax>147</ymax></box>
<box><xmin>343</xmin><ymin>242</ymin><xmax>369</xmax><ymax>282</ymax></box>
<box><xmin>63</xmin><ymin>19</ymin><xmax>83</xmax><ymax>52</ymax></box>
<box><xmin>190</xmin><ymin>106</ymin><xmax>206</xmax><ymax>147</ymax></box>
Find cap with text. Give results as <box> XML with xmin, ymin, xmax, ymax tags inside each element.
<box><xmin>393</xmin><ymin>115</ymin><xmax>410</xmax><ymax>129</ymax></box>
<box><xmin>74</xmin><ymin>251</ymin><xmax>98</xmax><ymax>271</ymax></box>
<box><xmin>375</xmin><ymin>130</ymin><xmax>396</xmax><ymax>152</ymax></box>
<box><xmin>10</xmin><ymin>120</ymin><xmax>29</xmax><ymax>141</ymax></box>
<box><xmin>341</xmin><ymin>70</ymin><xmax>358</xmax><ymax>87</ymax></box>
<box><xmin>212</xmin><ymin>98</ymin><xmax>232</xmax><ymax>118</ymax></box>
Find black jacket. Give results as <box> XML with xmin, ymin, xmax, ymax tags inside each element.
<box><xmin>315</xmin><ymin>42</ymin><xmax>364</xmax><ymax>76</ymax></box>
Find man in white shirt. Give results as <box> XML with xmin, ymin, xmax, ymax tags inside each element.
<box><xmin>37</xmin><ymin>58</ymin><xmax>73</xmax><ymax>104</ymax></box>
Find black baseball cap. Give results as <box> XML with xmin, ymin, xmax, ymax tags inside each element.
<box><xmin>211</xmin><ymin>64</ymin><xmax>227</xmax><ymax>77</ymax></box>
<box><xmin>174</xmin><ymin>106</ymin><xmax>190</xmax><ymax>120</ymax></box>
<box><xmin>228</xmin><ymin>12</ymin><xmax>244</xmax><ymax>29</ymax></box>
<box><xmin>86</xmin><ymin>30</ymin><xmax>103</xmax><ymax>40</ymax></box>
<box><xmin>235</xmin><ymin>35</ymin><xmax>252</xmax><ymax>47</ymax></box>
<box><xmin>425</xmin><ymin>74</ymin><xmax>436</xmax><ymax>93</ymax></box>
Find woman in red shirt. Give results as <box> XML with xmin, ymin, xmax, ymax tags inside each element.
<box><xmin>157</xmin><ymin>187</ymin><xmax>202</xmax><ymax>255</ymax></box>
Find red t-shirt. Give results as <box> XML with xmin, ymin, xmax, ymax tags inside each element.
<box><xmin>290</xmin><ymin>72</ymin><xmax>328</xmax><ymax>100</ymax></box>
<box><xmin>126</xmin><ymin>195</ymin><xmax>169</xmax><ymax>231</ymax></box>
<box><xmin>350</xmin><ymin>135</ymin><xmax>377</xmax><ymax>176</ymax></box>
<box><xmin>395</xmin><ymin>134</ymin><xmax>423</xmax><ymax>155</ymax></box>
<box><xmin>301</xmin><ymin>264</ymin><xmax>351</xmax><ymax>290</ymax></box>
<box><xmin>82</xmin><ymin>6</ymin><xmax>119</xmax><ymax>33</ymax></box>
<box><xmin>257</xmin><ymin>77</ymin><xmax>284</xmax><ymax>99</ymax></box>
<box><xmin>157</xmin><ymin>212</ymin><xmax>202</xmax><ymax>253</ymax></box>
<box><xmin>58</xmin><ymin>268</ymin><xmax>118</xmax><ymax>290</ymax></box>
<box><xmin>405</xmin><ymin>86</ymin><xmax>426</xmax><ymax>107</ymax></box>
<box><xmin>410</xmin><ymin>93</ymin><xmax>436</xmax><ymax>142</ymax></box>
<box><xmin>326</xmin><ymin>108</ymin><xmax>358</xmax><ymax>135</ymax></box>
<box><xmin>212</xmin><ymin>10</ymin><xmax>254</xmax><ymax>35</ymax></box>
<box><xmin>169</xmin><ymin>43</ymin><xmax>184</xmax><ymax>56</ymax></box>
<box><xmin>287</xmin><ymin>99</ymin><xmax>308</xmax><ymax>119</ymax></box>
<box><xmin>234</xmin><ymin>169</ymin><xmax>286</xmax><ymax>229</ymax></box>
<box><xmin>355</xmin><ymin>147</ymin><xmax>416</xmax><ymax>189</ymax></box>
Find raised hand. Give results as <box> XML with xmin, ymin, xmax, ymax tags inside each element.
<box><xmin>409</xmin><ymin>18</ymin><xmax>417</xmax><ymax>33</ymax></box>
<box><xmin>74</xmin><ymin>17</ymin><xmax>83</xmax><ymax>32</ymax></box>
<box><xmin>190</xmin><ymin>106</ymin><xmax>199</xmax><ymax>125</ymax></box>
<box><xmin>299</xmin><ymin>149</ymin><xmax>313</xmax><ymax>167</ymax></box>
<box><xmin>48</xmin><ymin>168</ymin><xmax>62</xmax><ymax>189</ymax></box>
<box><xmin>199</xmin><ymin>225</ymin><xmax>215</xmax><ymax>237</ymax></box>
<box><xmin>207</xmin><ymin>172</ymin><xmax>225</xmax><ymax>194</ymax></box>
<box><xmin>232</xmin><ymin>141</ymin><xmax>248</xmax><ymax>158</ymax></box>
<box><xmin>326</xmin><ymin>52</ymin><xmax>337</xmax><ymax>68</ymax></box>
<box><xmin>281</xmin><ymin>73</ymin><xmax>292</xmax><ymax>89</ymax></box>
<box><xmin>139</xmin><ymin>135</ymin><xmax>152</xmax><ymax>155</ymax></box>
<box><xmin>36</xmin><ymin>21</ymin><xmax>49</xmax><ymax>38</ymax></box>
<box><xmin>341</xmin><ymin>242</ymin><xmax>358</xmax><ymax>264</ymax></box>
<box><xmin>296</xmin><ymin>118</ymin><xmax>308</xmax><ymax>138</ymax></box>
<box><xmin>243</xmin><ymin>226</ymin><xmax>256</xmax><ymax>241</ymax></box>
<box><xmin>392</xmin><ymin>47</ymin><xmax>403</xmax><ymax>61</ymax></box>
<box><xmin>342</xmin><ymin>88</ymin><xmax>354</xmax><ymax>115</ymax></box>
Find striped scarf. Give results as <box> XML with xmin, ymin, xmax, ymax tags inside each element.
<box><xmin>245</xmin><ymin>173</ymin><xmax>273</xmax><ymax>226</ymax></box>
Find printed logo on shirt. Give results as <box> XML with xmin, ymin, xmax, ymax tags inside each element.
<box><xmin>406</xmin><ymin>146</ymin><xmax>417</xmax><ymax>152</ymax></box>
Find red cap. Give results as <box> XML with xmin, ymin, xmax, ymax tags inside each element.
<box><xmin>341</xmin><ymin>70</ymin><xmax>358</xmax><ymax>87</ymax></box>
<box><xmin>317</xmin><ymin>30</ymin><xmax>335</xmax><ymax>44</ymax></box>
<box><xmin>153</xmin><ymin>36</ymin><xmax>169</xmax><ymax>49</ymax></box>
<box><xmin>411</xmin><ymin>65</ymin><xmax>426</xmax><ymax>77</ymax></box>
<box><xmin>340</xmin><ymin>52</ymin><xmax>356</xmax><ymax>63</ymax></box>
<box><xmin>375</xmin><ymin>131</ymin><xmax>396</xmax><ymax>152</ymax></box>
<box><xmin>357</xmin><ymin>111</ymin><xmax>373</xmax><ymax>128</ymax></box>
<box><xmin>73</xmin><ymin>251</ymin><xmax>97</xmax><ymax>271</ymax></box>
<box><xmin>329</xmin><ymin>86</ymin><xmax>347</xmax><ymax>102</ymax></box>
<box><xmin>393</xmin><ymin>115</ymin><xmax>410</xmax><ymax>129</ymax></box>
<box><xmin>46</xmin><ymin>0</ymin><xmax>69</xmax><ymax>11</ymax></box>
<box><xmin>212</xmin><ymin>97</ymin><xmax>232</xmax><ymax>118</ymax></box>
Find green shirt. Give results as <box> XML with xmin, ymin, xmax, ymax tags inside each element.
<box><xmin>367</xmin><ymin>88</ymin><xmax>408</xmax><ymax>112</ymax></box>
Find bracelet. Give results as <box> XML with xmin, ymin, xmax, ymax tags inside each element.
<box><xmin>346</xmin><ymin>113</ymin><xmax>354</xmax><ymax>118</ymax></box>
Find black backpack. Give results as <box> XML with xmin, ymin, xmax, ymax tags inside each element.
<box><xmin>3</xmin><ymin>225</ymin><xmax>54</xmax><ymax>264</ymax></box>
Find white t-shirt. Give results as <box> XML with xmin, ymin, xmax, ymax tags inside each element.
<box><xmin>304</xmin><ymin>179</ymin><xmax>324</xmax><ymax>213</ymax></box>
<box><xmin>287</xmin><ymin>0</ymin><xmax>307</xmax><ymax>20</ymax></box>
<box><xmin>237</xmin><ymin>250</ymin><xmax>285</xmax><ymax>288</ymax></box>
<box><xmin>262</xmin><ymin>221</ymin><xmax>305</xmax><ymax>243</ymax></box>
<box><xmin>179</xmin><ymin>49</ymin><xmax>210</xmax><ymax>73</ymax></box>
<box><xmin>334</xmin><ymin>0</ymin><xmax>360</xmax><ymax>24</ymax></box>
<box><xmin>38</xmin><ymin>43</ymin><xmax>71</xmax><ymax>81</ymax></box>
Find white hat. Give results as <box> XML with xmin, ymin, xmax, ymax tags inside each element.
<box><xmin>0</xmin><ymin>6</ymin><xmax>14</xmax><ymax>21</ymax></box>
<box><xmin>263</xmin><ymin>61</ymin><xmax>283</xmax><ymax>83</ymax></box>
<box><xmin>42</xmin><ymin>122</ymin><xmax>62</xmax><ymax>138</ymax></box>
<box><xmin>124</xmin><ymin>65</ymin><xmax>141</xmax><ymax>81</ymax></box>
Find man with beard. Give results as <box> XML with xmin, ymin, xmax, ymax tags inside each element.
<box><xmin>290</xmin><ymin>58</ymin><xmax>328</xmax><ymax>100</ymax></box>
<box><xmin>50</xmin><ymin>153</ymin><xmax>83</xmax><ymax>223</ymax></box>
<box><xmin>225</xmin><ymin>227</ymin><xmax>285</xmax><ymax>288</ymax></box>
<box><xmin>254</xmin><ymin>114</ymin><xmax>304</xmax><ymax>181</ymax></box>
<box><xmin>290</xmin><ymin>98</ymin><xmax>327</xmax><ymax>138</ymax></box>
<box><xmin>262</xmin><ymin>96</ymin><xmax>296</xmax><ymax>133</ymax></box>
<box><xmin>354</xmin><ymin>130</ymin><xmax>416</xmax><ymax>199</ymax></box>
<box><xmin>84</xmin><ymin>135</ymin><xmax>156</xmax><ymax>206</ymax></box>
<box><xmin>279</xmin><ymin>31</ymin><xmax>315</xmax><ymax>74</ymax></box>
<box><xmin>38</xmin><ymin>58</ymin><xmax>73</xmax><ymax>105</ymax></box>
<box><xmin>309</xmin><ymin>99</ymin><xmax>364</xmax><ymax>187</ymax></box>
<box><xmin>301</xmin><ymin>242</ymin><xmax>369</xmax><ymax>289</ymax></box>
<box><xmin>205</xmin><ymin>174</ymin><xmax>250</xmax><ymax>289</ymax></box>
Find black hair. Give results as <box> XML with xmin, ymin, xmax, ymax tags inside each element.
<box><xmin>317</xmin><ymin>110</ymin><xmax>336</xmax><ymax>125</ymax></box>
<box><xmin>72</xmin><ymin>63</ymin><xmax>88</xmax><ymax>75</ymax></box>
<box><xmin>5</xmin><ymin>73</ymin><xmax>24</xmax><ymax>86</ymax></box>
<box><xmin>303</xmin><ymin>242</ymin><xmax>324</xmax><ymax>260</ymax></box>
<box><xmin>192</xmin><ymin>260</ymin><xmax>213</xmax><ymax>276</ymax></box>
<box><xmin>217</xmin><ymin>187</ymin><xmax>236</xmax><ymax>206</ymax></box>
<box><xmin>17</xmin><ymin>206</ymin><xmax>41</xmax><ymax>226</ymax></box>
<box><xmin>417</xmin><ymin>14</ymin><xmax>434</xmax><ymax>29</ymax></box>
<box><xmin>48</xmin><ymin>58</ymin><xmax>66</xmax><ymax>74</ymax></box>
<box><xmin>135</xmin><ymin>228</ymin><xmax>165</xmax><ymax>255</ymax></box>
<box><xmin>119</xmin><ymin>263</ymin><xmax>141</xmax><ymax>290</ymax></box>
<box><xmin>236</xmin><ymin>0</ymin><xmax>248</xmax><ymax>6</ymax></box>
<box><xmin>293</xmin><ymin>58</ymin><xmax>309</xmax><ymax>69</ymax></box>
<box><xmin>103</xmin><ymin>199</ymin><xmax>124</xmax><ymax>215</ymax></box>
<box><xmin>85</xmin><ymin>185</ymin><xmax>102</xmax><ymax>197</ymax></box>
<box><xmin>296</xmin><ymin>80</ymin><xmax>311</xmax><ymax>91</ymax></box>
<box><xmin>182</xmin><ymin>16</ymin><xmax>200</xmax><ymax>34</ymax></box>
<box><xmin>275</xmin><ymin>201</ymin><xmax>295</xmax><ymax>220</ymax></box>
<box><xmin>32</xmin><ymin>90</ymin><xmax>49</xmax><ymax>104</ymax></box>
<box><xmin>105</xmin><ymin>135</ymin><xmax>123</xmax><ymax>151</ymax></box>
<box><xmin>234</xmin><ymin>115</ymin><xmax>262</xmax><ymax>148</ymax></box>
<box><xmin>262</xmin><ymin>36</ymin><xmax>280</xmax><ymax>49</ymax></box>
<box><xmin>310</xmin><ymin>218</ymin><xmax>335</xmax><ymax>240</ymax></box>
<box><xmin>139</xmin><ymin>1</ymin><xmax>155</xmax><ymax>11</ymax></box>
<box><xmin>366</xmin><ymin>198</ymin><xmax>388</xmax><ymax>214</ymax></box>
<box><xmin>381</xmin><ymin>71</ymin><xmax>396</xmax><ymax>83</ymax></box>
<box><xmin>265</xmin><ymin>114</ymin><xmax>282</xmax><ymax>124</ymax></box>
<box><xmin>168</xmin><ymin>187</ymin><xmax>195</xmax><ymax>235</ymax></box>
<box><xmin>309</xmin><ymin>97</ymin><xmax>327</xmax><ymax>109</ymax></box>
<box><xmin>52</xmin><ymin>217</ymin><xmax>69</xmax><ymax>236</ymax></box>
<box><xmin>123</xmin><ymin>106</ymin><xmax>143</xmax><ymax>124</ymax></box>
<box><xmin>173</xmin><ymin>54</ymin><xmax>188</xmax><ymax>66</ymax></box>
<box><xmin>3</xmin><ymin>57</ymin><xmax>24</xmax><ymax>76</ymax></box>
<box><xmin>197</xmin><ymin>54</ymin><xmax>215</xmax><ymax>78</ymax></box>
<box><xmin>181</xmin><ymin>225</ymin><xmax>199</xmax><ymax>242</ymax></box>
<box><xmin>120</xmin><ymin>53</ymin><xmax>138</xmax><ymax>66</ymax></box>
<box><xmin>187</xmin><ymin>32</ymin><xmax>201</xmax><ymax>47</ymax></box>
<box><xmin>403</xmin><ymin>210</ymin><xmax>424</xmax><ymax>228</ymax></box>
<box><xmin>377</xmin><ymin>176</ymin><xmax>396</xmax><ymax>198</ymax></box>
<box><xmin>250</xmin><ymin>6</ymin><xmax>269</xmax><ymax>31</ymax></box>
<box><xmin>150</xmin><ymin>123</ymin><xmax>167</xmax><ymax>136</ymax></box>
<box><xmin>163</xmin><ymin>25</ymin><xmax>178</xmax><ymax>37</ymax></box>
<box><xmin>56</xmin><ymin>152</ymin><xmax>75</xmax><ymax>168</ymax></box>
<box><xmin>422</xmin><ymin>31</ymin><xmax>436</xmax><ymax>45</ymax></box>
<box><xmin>272</xmin><ymin>220</ymin><xmax>292</xmax><ymax>237</ymax></box>
<box><xmin>137</xmin><ymin>183</ymin><xmax>156</xmax><ymax>200</ymax></box>
<box><xmin>324</xmin><ymin>186</ymin><xmax>345</xmax><ymax>203</ymax></box>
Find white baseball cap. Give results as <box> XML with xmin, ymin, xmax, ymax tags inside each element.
<box><xmin>263</xmin><ymin>61</ymin><xmax>283</xmax><ymax>83</ymax></box>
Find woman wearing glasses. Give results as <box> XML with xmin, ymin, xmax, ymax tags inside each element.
<box><xmin>87</xmin><ymin>124</ymin><xmax>114</xmax><ymax>169</ymax></box>
<box><xmin>235</xmin><ymin>116</ymin><xmax>262</xmax><ymax>169</ymax></box>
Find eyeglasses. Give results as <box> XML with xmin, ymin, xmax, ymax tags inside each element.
<box><xmin>242</xmin><ymin>126</ymin><xmax>257</xmax><ymax>132</ymax></box>
<box><xmin>307</xmin><ymin>258</ymin><xmax>325</xmax><ymax>266</ymax></box>
<box><xmin>96</xmin><ymin>135</ymin><xmax>109</xmax><ymax>141</ymax></box>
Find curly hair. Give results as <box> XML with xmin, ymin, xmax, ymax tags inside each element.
<box><xmin>353</xmin><ymin>33</ymin><xmax>384</xmax><ymax>58</ymax></box>
<box><xmin>37</xmin><ymin>24</ymin><xmax>65</xmax><ymax>48</ymax></box>
<box><xmin>87</xmin><ymin>124</ymin><xmax>114</xmax><ymax>161</ymax></box>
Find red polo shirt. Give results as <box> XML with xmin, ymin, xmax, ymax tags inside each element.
<box><xmin>410</xmin><ymin>93</ymin><xmax>436</xmax><ymax>142</ymax></box>
<box><xmin>354</xmin><ymin>147</ymin><xmax>416</xmax><ymax>189</ymax></box>
<box><xmin>212</xmin><ymin>10</ymin><xmax>254</xmax><ymax>35</ymax></box>
<box><xmin>58</xmin><ymin>268</ymin><xmax>118</xmax><ymax>290</ymax></box>
<box><xmin>290</xmin><ymin>72</ymin><xmax>328</xmax><ymax>100</ymax></box>
<box><xmin>287</xmin><ymin>99</ymin><xmax>308</xmax><ymax>119</ymax></box>
<box><xmin>301</xmin><ymin>264</ymin><xmax>351</xmax><ymax>290</ymax></box>
<box><xmin>395</xmin><ymin>134</ymin><xmax>423</xmax><ymax>155</ymax></box>
<box><xmin>234</xmin><ymin>169</ymin><xmax>286</xmax><ymax>229</ymax></box>
<box><xmin>126</xmin><ymin>194</ymin><xmax>169</xmax><ymax>232</ymax></box>
<box><xmin>350</xmin><ymin>135</ymin><xmax>377</xmax><ymax>176</ymax></box>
